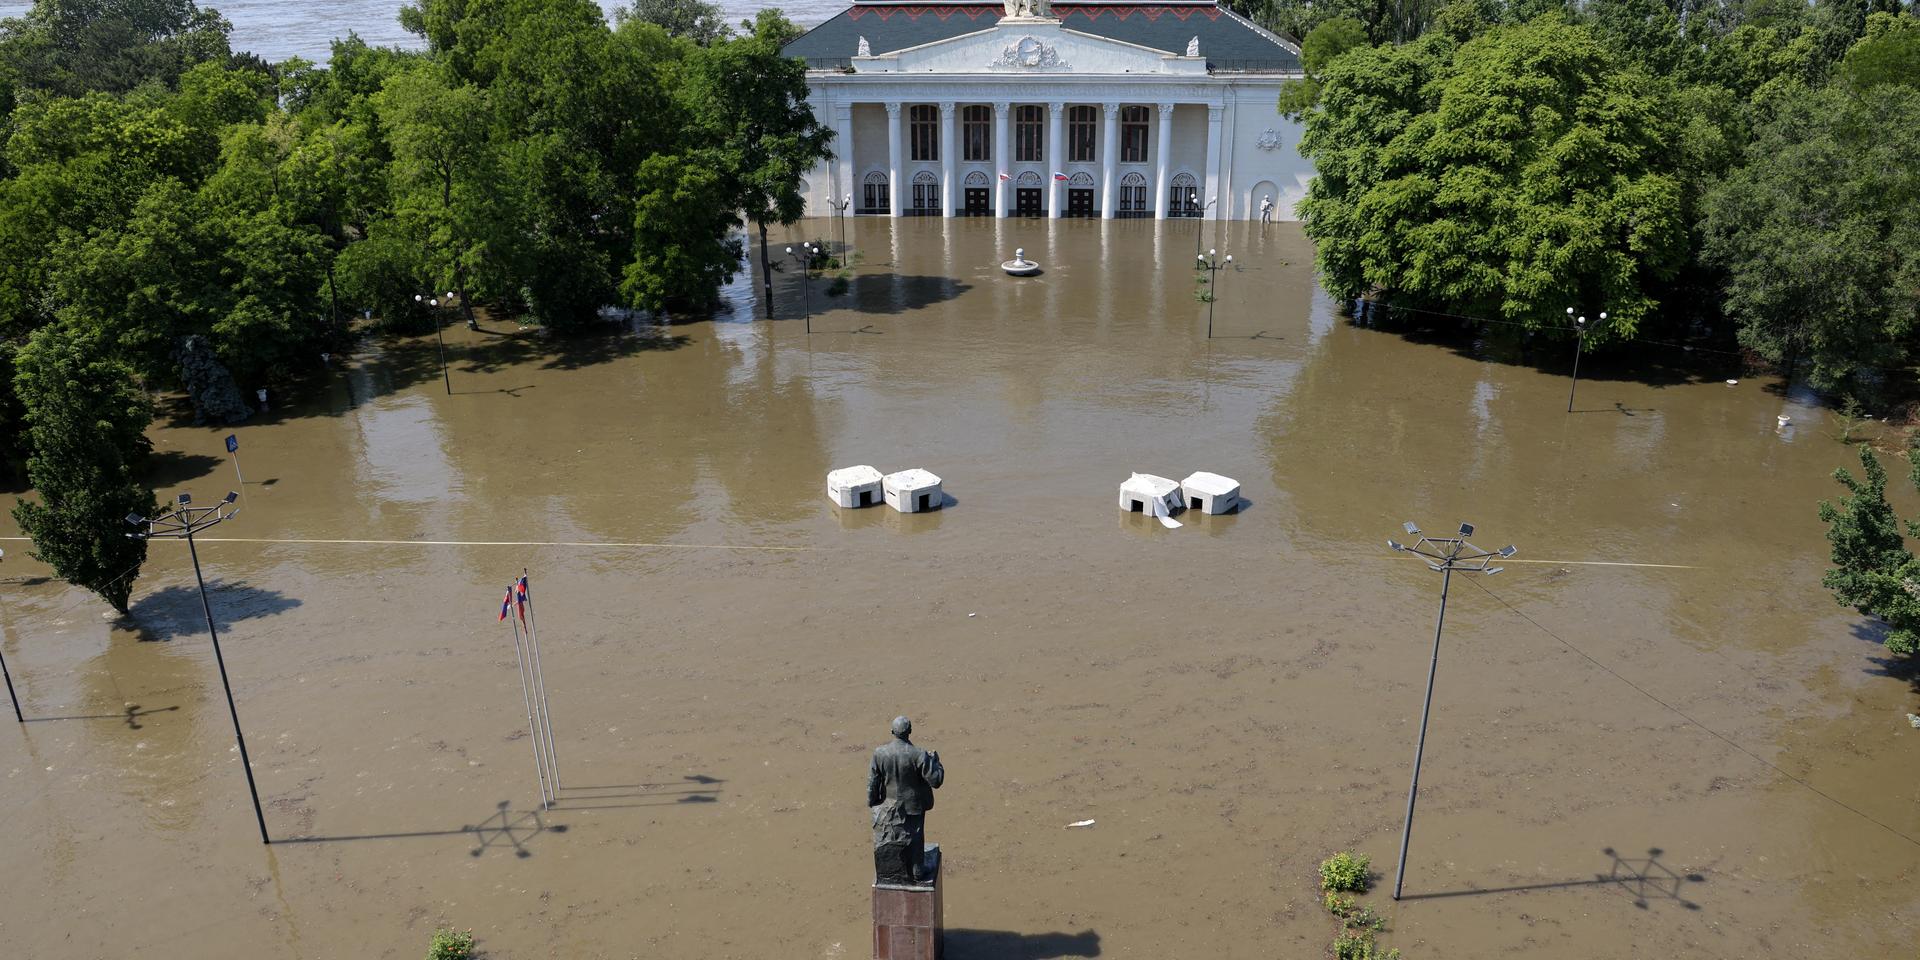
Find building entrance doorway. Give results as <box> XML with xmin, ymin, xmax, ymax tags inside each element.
<box><xmin>1015</xmin><ymin>188</ymin><xmax>1044</xmax><ymax>217</ymax></box>
<box><xmin>1066</xmin><ymin>188</ymin><xmax>1095</xmax><ymax>217</ymax></box>
<box><xmin>964</xmin><ymin>188</ymin><xmax>990</xmax><ymax>216</ymax></box>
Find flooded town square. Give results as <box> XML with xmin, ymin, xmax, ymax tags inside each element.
<box><xmin>2</xmin><ymin>218</ymin><xmax>1915</xmax><ymax>959</ymax></box>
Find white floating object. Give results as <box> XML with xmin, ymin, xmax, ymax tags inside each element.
<box><xmin>826</xmin><ymin>464</ymin><xmax>884</xmax><ymax>509</ymax></box>
<box><xmin>1066</xmin><ymin>819</ymin><xmax>1096</xmax><ymax>828</ymax></box>
<box><xmin>1119</xmin><ymin>473</ymin><xmax>1183</xmax><ymax>518</ymax></box>
<box><xmin>1181</xmin><ymin>471</ymin><xmax>1242</xmax><ymax>515</ymax></box>
<box><xmin>1908</xmin><ymin>713</ymin><xmax>1920</xmax><ymax>728</ymax></box>
<box><xmin>1776</xmin><ymin>415</ymin><xmax>1792</xmax><ymax>426</ymax></box>
<box><xmin>1002</xmin><ymin>247</ymin><xmax>1041</xmax><ymax>276</ymax></box>
<box><xmin>1726</xmin><ymin>379</ymin><xmax>1738</xmax><ymax>385</ymax></box>
<box><xmin>883</xmin><ymin>468</ymin><xmax>944</xmax><ymax>513</ymax></box>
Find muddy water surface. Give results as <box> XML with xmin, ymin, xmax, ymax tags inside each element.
<box><xmin>2</xmin><ymin>218</ymin><xmax>1915</xmax><ymax>959</ymax></box>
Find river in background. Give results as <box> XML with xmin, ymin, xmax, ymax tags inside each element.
<box><xmin>0</xmin><ymin>0</ymin><xmax>842</xmax><ymax>63</ymax></box>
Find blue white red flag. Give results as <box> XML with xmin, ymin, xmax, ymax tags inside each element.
<box><xmin>998</xmin><ymin>172</ymin><xmax>1010</xmax><ymax>181</ymax></box>
<box><xmin>514</xmin><ymin>576</ymin><xmax>530</xmax><ymax>623</ymax></box>
<box><xmin>1052</xmin><ymin>171</ymin><xmax>1068</xmax><ymax>181</ymax></box>
<box><xmin>498</xmin><ymin>589</ymin><xmax>513</xmax><ymax>622</ymax></box>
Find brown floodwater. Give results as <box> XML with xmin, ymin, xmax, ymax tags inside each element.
<box><xmin>1</xmin><ymin>218</ymin><xmax>1915</xmax><ymax>960</ymax></box>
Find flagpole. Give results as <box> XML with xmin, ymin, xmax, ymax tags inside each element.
<box><xmin>521</xmin><ymin>570</ymin><xmax>561</xmax><ymax>791</ymax></box>
<box><xmin>506</xmin><ymin>598</ymin><xmax>550</xmax><ymax>810</ymax></box>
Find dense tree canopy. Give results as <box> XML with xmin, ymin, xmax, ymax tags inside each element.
<box><xmin>0</xmin><ymin>0</ymin><xmax>832</xmax><ymax>605</ymax></box>
<box><xmin>1289</xmin><ymin>0</ymin><xmax>1920</xmax><ymax>382</ymax></box>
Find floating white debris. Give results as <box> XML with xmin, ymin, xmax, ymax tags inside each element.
<box><xmin>1776</xmin><ymin>415</ymin><xmax>1792</xmax><ymax>426</ymax></box>
<box><xmin>1908</xmin><ymin>714</ymin><xmax>1920</xmax><ymax>729</ymax></box>
<box><xmin>883</xmin><ymin>468</ymin><xmax>944</xmax><ymax>513</ymax></box>
<box><xmin>1066</xmin><ymin>819</ymin><xmax>1096</xmax><ymax>828</ymax></box>
<box><xmin>1181</xmin><ymin>472</ymin><xmax>1243</xmax><ymax>515</ymax></box>
<box><xmin>1726</xmin><ymin>379</ymin><xmax>1739</xmax><ymax>385</ymax></box>
<box><xmin>826</xmin><ymin>464</ymin><xmax>884</xmax><ymax>509</ymax></box>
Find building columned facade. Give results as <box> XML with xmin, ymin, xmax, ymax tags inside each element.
<box><xmin>782</xmin><ymin>1</ymin><xmax>1311</xmax><ymax>222</ymax></box>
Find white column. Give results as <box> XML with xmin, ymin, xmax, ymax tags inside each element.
<box><xmin>939</xmin><ymin>102</ymin><xmax>957</xmax><ymax>218</ymax></box>
<box><xmin>1100</xmin><ymin>101</ymin><xmax>1119</xmax><ymax>220</ymax></box>
<box><xmin>885</xmin><ymin>101</ymin><xmax>903</xmax><ymax>218</ymax></box>
<box><xmin>835</xmin><ymin>101</ymin><xmax>856</xmax><ymax>217</ymax></box>
<box><xmin>1203</xmin><ymin>105</ymin><xmax>1224</xmax><ymax>222</ymax></box>
<box><xmin>1153</xmin><ymin>102</ymin><xmax>1174</xmax><ymax>221</ymax></box>
<box><xmin>993</xmin><ymin>101</ymin><xmax>1010</xmax><ymax>218</ymax></box>
<box><xmin>1046</xmin><ymin>101</ymin><xmax>1063</xmax><ymax>219</ymax></box>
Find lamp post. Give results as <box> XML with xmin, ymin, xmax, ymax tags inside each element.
<box><xmin>1384</xmin><ymin>522</ymin><xmax>1516</xmax><ymax>900</ymax></box>
<box><xmin>1197</xmin><ymin>248</ymin><xmax>1233</xmax><ymax>339</ymax></box>
<box><xmin>0</xmin><ymin>549</ymin><xmax>20</xmax><ymax>722</ymax></box>
<box><xmin>416</xmin><ymin>293</ymin><xmax>454</xmax><ymax>395</ymax></box>
<box><xmin>829</xmin><ymin>195</ymin><xmax>853</xmax><ymax>261</ymax></box>
<box><xmin>129</xmin><ymin>492</ymin><xmax>269</xmax><ymax>845</ymax></box>
<box><xmin>1565</xmin><ymin>306</ymin><xmax>1605</xmax><ymax>413</ymax></box>
<box><xmin>785</xmin><ymin>242</ymin><xmax>818</xmax><ymax>335</ymax></box>
<box><xmin>1192</xmin><ymin>191</ymin><xmax>1217</xmax><ymax>257</ymax></box>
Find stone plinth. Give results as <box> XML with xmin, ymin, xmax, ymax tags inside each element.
<box><xmin>873</xmin><ymin>846</ymin><xmax>942</xmax><ymax>960</ymax></box>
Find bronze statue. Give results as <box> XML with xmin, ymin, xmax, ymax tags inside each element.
<box><xmin>868</xmin><ymin>716</ymin><xmax>945</xmax><ymax>884</ymax></box>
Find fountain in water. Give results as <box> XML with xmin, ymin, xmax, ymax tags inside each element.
<box><xmin>1001</xmin><ymin>247</ymin><xmax>1040</xmax><ymax>276</ymax></box>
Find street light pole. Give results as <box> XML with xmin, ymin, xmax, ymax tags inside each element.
<box><xmin>418</xmin><ymin>293</ymin><xmax>451</xmax><ymax>395</ymax></box>
<box><xmin>785</xmin><ymin>242</ymin><xmax>817</xmax><ymax>335</ymax></box>
<box><xmin>1191</xmin><ymin>191</ymin><xmax>1217</xmax><ymax>258</ymax></box>
<box><xmin>1384</xmin><ymin>521</ymin><xmax>1517</xmax><ymax>900</ymax></box>
<box><xmin>0</xmin><ymin>548</ymin><xmax>21</xmax><ymax>722</ymax></box>
<box><xmin>1198</xmin><ymin>249</ymin><xmax>1233</xmax><ymax>339</ymax></box>
<box><xmin>129</xmin><ymin>492</ymin><xmax>270</xmax><ymax>845</ymax></box>
<box><xmin>1565</xmin><ymin>307</ymin><xmax>1604</xmax><ymax>413</ymax></box>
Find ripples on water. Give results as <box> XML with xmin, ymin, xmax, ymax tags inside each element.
<box><xmin>0</xmin><ymin>0</ymin><xmax>844</xmax><ymax>63</ymax></box>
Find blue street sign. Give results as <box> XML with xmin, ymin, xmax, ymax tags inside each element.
<box><xmin>225</xmin><ymin>434</ymin><xmax>238</xmax><ymax>454</ymax></box>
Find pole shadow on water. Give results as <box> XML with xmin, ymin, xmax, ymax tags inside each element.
<box><xmin>127</xmin><ymin>580</ymin><xmax>302</xmax><ymax>642</ymax></box>
<box><xmin>1399</xmin><ymin>848</ymin><xmax>1705</xmax><ymax>909</ymax></box>
<box><xmin>944</xmin><ymin>928</ymin><xmax>1101</xmax><ymax>959</ymax></box>
<box><xmin>277</xmin><ymin>801</ymin><xmax>567</xmax><ymax>858</ymax></box>
<box><xmin>22</xmin><ymin>703</ymin><xmax>179</xmax><ymax>729</ymax></box>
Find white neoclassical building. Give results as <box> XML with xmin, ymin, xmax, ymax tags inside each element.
<box><xmin>782</xmin><ymin>0</ymin><xmax>1312</xmax><ymax>221</ymax></box>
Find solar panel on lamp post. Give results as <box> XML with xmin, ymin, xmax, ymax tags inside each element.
<box><xmin>128</xmin><ymin>491</ymin><xmax>269</xmax><ymax>844</ymax></box>
<box><xmin>1385</xmin><ymin>521</ymin><xmax>1517</xmax><ymax>900</ymax></box>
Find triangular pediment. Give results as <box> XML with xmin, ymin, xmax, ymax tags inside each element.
<box><xmin>853</xmin><ymin>19</ymin><xmax>1204</xmax><ymax>75</ymax></box>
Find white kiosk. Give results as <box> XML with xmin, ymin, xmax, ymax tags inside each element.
<box><xmin>827</xmin><ymin>465</ymin><xmax>886</xmax><ymax>509</ymax></box>
<box><xmin>1181</xmin><ymin>472</ymin><xmax>1242</xmax><ymax>514</ymax></box>
<box><xmin>883</xmin><ymin>469</ymin><xmax>944</xmax><ymax>513</ymax></box>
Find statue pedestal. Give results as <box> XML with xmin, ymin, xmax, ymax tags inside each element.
<box><xmin>872</xmin><ymin>845</ymin><xmax>942</xmax><ymax>960</ymax></box>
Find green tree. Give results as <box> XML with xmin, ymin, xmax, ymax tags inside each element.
<box><xmin>1278</xmin><ymin>17</ymin><xmax>1370</xmax><ymax>120</ymax></box>
<box><xmin>1296</xmin><ymin>18</ymin><xmax>1687</xmax><ymax>340</ymax></box>
<box><xmin>1700</xmin><ymin>83</ymin><xmax>1920</xmax><ymax>392</ymax></box>
<box><xmin>678</xmin><ymin>11</ymin><xmax>831</xmax><ymax>311</ymax></box>
<box><xmin>623</xmin><ymin>151</ymin><xmax>742</xmax><ymax>312</ymax></box>
<box><xmin>614</xmin><ymin>0</ymin><xmax>729</xmax><ymax>45</ymax></box>
<box><xmin>10</xmin><ymin>323</ymin><xmax>155</xmax><ymax>614</ymax></box>
<box><xmin>1819</xmin><ymin>446</ymin><xmax>1920</xmax><ymax>657</ymax></box>
<box><xmin>0</xmin><ymin>0</ymin><xmax>233</xmax><ymax>98</ymax></box>
<box><xmin>1837</xmin><ymin>11</ymin><xmax>1920</xmax><ymax>90</ymax></box>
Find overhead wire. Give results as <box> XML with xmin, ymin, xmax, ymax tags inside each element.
<box><xmin>1464</xmin><ymin>574</ymin><xmax>1920</xmax><ymax>850</ymax></box>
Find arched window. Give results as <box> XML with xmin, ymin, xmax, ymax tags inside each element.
<box><xmin>1169</xmin><ymin>173</ymin><xmax>1199</xmax><ymax>217</ymax></box>
<box><xmin>1119</xmin><ymin>172</ymin><xmax>1148</xmax><ymax>216</ymax></box>
<box><xmin>1068</xmin><ymin>171</ymin><xmax>1095</xmax><ymax>187</ymax></box>
<box><xmin>862</xmin><ymin>171</ymin><xmax>890</xmax><ymax>214</ymax></box>
<box><xmin>911</xmin><ymin>170</ymin><xmax>940</xmax><ymax>215</ymax></box>
<box><xmin>964</xmin><ymin>171</ymin><xmax>989</xmax><ymax>186</ymax></box>
<box><xmin>1015</xmin><ymin>170</ymin><xmax>1043</xmax><ymax>186</ymax></box>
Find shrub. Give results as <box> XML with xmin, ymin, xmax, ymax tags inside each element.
<box><xmin>427</xmin><ymin>928</ymin><xmax>475</xmax><ymax>960</ymax></box>
<box><xmin>1333</xmin><ymin>932</ymin><xmax>1400</xmax><ymax>960</ymax></box>
<box><xmin>1320</xmin><ymin>851</ymin><xmax>1371</xmax><ymax>893</ymax></box>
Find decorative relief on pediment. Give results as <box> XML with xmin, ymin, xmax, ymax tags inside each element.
<box><xmin>991</xmin><ymin>35</ymin><xmax>1070</xmax><ymax>71</ymax></box>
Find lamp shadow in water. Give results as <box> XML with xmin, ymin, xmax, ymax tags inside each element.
<box><xmin>278</xmin><ymin>801</ymin><xmax>567</xmax><ymax>859</ymax></box>
<box><xmin>944</xmin><ymin>928</ymin><xmax>1101</xmax><ymax>959</ymax></box>
<box><xmin>22</xmin><ymin>703</ymin><xmax>179</xmax><ymax>729</ymax></box>
<box><xmin>1399</xmin><ymin>848</ymin><xmax>1705</xmax><ymax>909</ymax></box>
<box><xmin>128</xmin><ymin>580</ymin><xmax>302</xmax><ymax>642</ymax></box>
<box><xmin>552</xmin><ymin>774</ymin><xmax>727</xmax><ymax>809</ymax></box>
